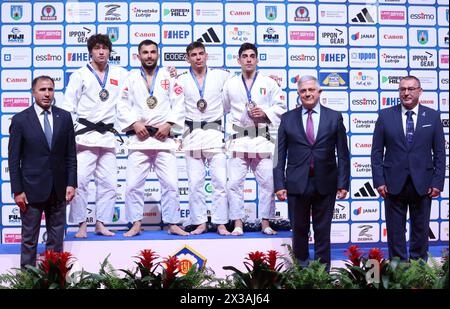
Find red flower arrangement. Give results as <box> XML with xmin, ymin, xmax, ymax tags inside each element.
<box><xmin>224</xmin><ymin>250</ymin><xmax>285</xmax><ymax>289</ymax></box>
<box><xmin>37</xmin><ymin>250</ymin><xmax>75</xmax><ymax>288</ymax></box>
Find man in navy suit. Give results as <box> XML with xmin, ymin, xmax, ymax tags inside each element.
<box><xmin>274</xmin><ymin>76</ymin><xmax>350</xmax><ymax>269</ymax></box>
<box><xmin>8</xmin><ymin>76</ymin><xmax>77</xmax><ymax>267</ymax></box>
<box><xmin>371</xmin><ymin>76</ymin><xmax>445</xmax><ymax>261</ymax></box>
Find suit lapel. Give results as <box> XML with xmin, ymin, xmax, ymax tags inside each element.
<box><xmin>51</xmin><ymin>107</ymin><xmax>61</xmax><ymax>149</ymax></box>
<box><xmin>315</xmin><ymin>105</ymin><xmax>326</xmax><ymax>143</ymax></box>
<box><xmin>410</xmin><ymin>105</ymin><xmax>426</xmax><ymax>148</ymax></box>
<box><xmin>393</xmin><ymin>104</ymin><xmax>407</xmax><ymax>149</ymax></box>
<box><xmin>297</xmin><ymin>107</ymin><xmax>308</xmax><ymax>143</ymax></box>
<box><xmin>27</xmin><ymin>107</ymin><xmax>50</xmax><ymax>151</ymax></box>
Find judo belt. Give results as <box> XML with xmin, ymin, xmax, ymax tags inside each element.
<box><xmin>75</xmin><ymin>118</ymin><xmax>124</xmax><ymax>145</ymax></box>
<box><xmin>125</xmin><ymin>126</ymin><xmax>158</xmax><ymax>137</ymax></box>
<box><xmin>229</xmin><ymin>124</ymin><xmax>274</xmax><ymax>142</ymax></box>
<box><xmin>183</xmin><ymin>119</ymin><xmax>222</xmax><ymax>139</ymax></box>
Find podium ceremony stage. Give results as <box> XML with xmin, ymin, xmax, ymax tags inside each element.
<box><xmin>0</xmin><ymin>230</ymin><xmax>447</xmax><ymax>279</ymax></box>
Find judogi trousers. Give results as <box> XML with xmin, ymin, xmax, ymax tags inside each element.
<box><xmin>125</xmin><ymin>149</ymin><xmax>181</xmax><ymax>224</ymax></box>
<box><xmin>69</xmin><ymin>145</ymin><xmax>116</xmax><ymax>224</ymax></box>
<box><xmin>186</xmin><ymin>151</ymin><xmax>228</xmax><ymax>225</ymax></box>
<box><xmin>227</xmin><ymin>154</ymin><xmax>275</xmax><ymax>220</ymax></box>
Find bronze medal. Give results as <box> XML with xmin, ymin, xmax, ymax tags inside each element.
<box><xmin>99</xmin><ymin>89</ymin><xmax>109</xmax><ymax>102</ymax></box>
<box><xmin>246</xmin><ymin>100</ymin><xmax>256</xmax><ymax>111</ymax></box>
<box><xmin>197</xmin><ymin>99</ymin><xmax>207</xmax><ymax>112</ymax></box>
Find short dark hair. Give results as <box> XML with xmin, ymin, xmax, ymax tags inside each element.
<box><xmin>32</xmin><ymin>75</ymin><xmax>54</xmax><ymax>89</ymax></box>
<box><xmin>87</xmin><ymin>34</ymin><xmax>112</xmax><ymax>54</ymax></box>
<box><xmin>186</xmin><ymin>41</ymin><xmax>205</xmax><ymax>55</ymax></box>
<box><xmin>400</xmin><ymin>75</ymin><xmax>421</xmax><ymax>88</ymax></box>
<box><xmin>138</xmin><ymin>39</ymin><xmax>158</xmax><ymax>53</ymax></box>
<box><xmin>238</xmin><ymin>43</ymin><xmax>258</xmax><ymax>58</ymax></box>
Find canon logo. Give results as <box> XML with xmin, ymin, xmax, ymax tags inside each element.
<box><xmin>384</xmin><ymin>34</ymin><xmax>404</xmax><ymax>40</ymax></box>
<box><xmin>230</xmin><ymin>10</ymin><xmax>251</xmax><ymax>16</ymax></box>
<box><xmin>134</xmin><ymin>32</ymin><xmax>156</xmax><ymax>38</ymax></box>
<box><xmin>355</xmin><ymin>143</ymin><xmax>372</xmax><ymax>148</ymax></box>
<box><xmin>6</xmin><ymin>77</ymin><xmax>27</xmax><ymax>83</ymax></box>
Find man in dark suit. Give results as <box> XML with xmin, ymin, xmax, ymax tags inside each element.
<box><xmin>8</xmin><ymin>76</ymin><xmax>77</xmax><ymax>268</ymax></box>
<box><xmin>371</xmin><ymin>75</ymin><xmax>445</xmax><ymax>261</ymax></box>
<box><xmin>274</xmin><ymin>76</ymin><xmax>350</xmax><ymax>269</ymax></box>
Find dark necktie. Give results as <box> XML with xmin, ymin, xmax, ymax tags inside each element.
<box><xmin>44</xmin><ymin>110</ymin><xmax>52</xmax><ymax>148</ymax></box>
<box><xmin>405</xmin><ymin>110</ymin><xmax>414</xmax><ymax>144</ymax></box>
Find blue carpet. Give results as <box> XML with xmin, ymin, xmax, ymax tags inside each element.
<box><xmin>63</xmin><ymin>230</ymin><xmax>292</xmax><ymax>241</ymax></box>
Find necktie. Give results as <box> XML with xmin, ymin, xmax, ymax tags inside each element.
<box><xmin>44</xmin><ymin>110</ymin><xmax>52</xmax><ymax>148</ymax></box>
<box><xmin>405</xmin><ymin>110</ymin><xmax>414</xmax><ymax>144</ymax></box>
<box><xmin>306</xmin><ymin>109</ymin><xmax>315</xmax><ymax>175</ymax></box>
<box><xmin>306</xmin><ymin>109</ymin><xmax>315</xmax><ymax>145</ymax></box>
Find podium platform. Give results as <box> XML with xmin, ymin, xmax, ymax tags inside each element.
<box><xmin>0</xmin><ymin>230</ymin><xmax>446</xmax><ymax>278</ymax></box>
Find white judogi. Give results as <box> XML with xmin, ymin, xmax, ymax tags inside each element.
<box><xmin>62</xmin><ymin>64</ymin><xmax>128</xmax><ymax>225</ymax></box>
<box><xmin>117</xmin><ymin>67</ymin><xmax>184</xmax><ymax>224</ymax></box>
<box><xmin>223</xmin><ymin>72</ymin><xmax>286</xmax><ymax>220</ymax></box>
<box><xmin>177</xmin><ymin>67</ymin><xmax>231</xmax><ymax>225</ymax></box>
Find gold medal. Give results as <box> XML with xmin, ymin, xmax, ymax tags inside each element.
<box><xmin>146</xmin><ymin>96</ymin><xmax>158</xmax><ymax>109</ymax></box>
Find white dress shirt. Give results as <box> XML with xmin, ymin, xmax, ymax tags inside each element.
<box><xmin>34</xmin><ymin>103</ymin><xmax>53</xmax><ymax>132</ymax></box>
<box><xmin>401</xmin><ymin>104</ymin><xmax>419</xmax><ymax>136</ymax></box>
<box><xmin>301</xmin><ymin>103</ymin><xmax>321</xmax><ymax>140</ymax></box>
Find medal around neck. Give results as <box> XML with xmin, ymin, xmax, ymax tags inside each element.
<box><xmin>246</xmin><ymin>100</ymin><xmax>256</xmax><ymax>111</ymax></box>
<box><xmin>99</xmin><ymin>89</ymin><xmax>109</xmax><ymax>102</ymax></box>
<box><xmin>147</xmin><ymin>95</ymin><xmax>158</xmax><ymax>109</ymax></box>
<box><xmin>197</xmin><ymin>98</ymin><xmax>207</xmax><ymax>112</ymax></box>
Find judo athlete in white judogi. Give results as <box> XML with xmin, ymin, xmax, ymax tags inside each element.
<box><xmin>223</xmin><ymin>43</ymin><xmax>286</xmax><ymax>236</ymax></box>
<box><xmin>62</xmin><ymin>34</ymin><xmax>128</xmax><ymax>238</ymax></box>
<box><xmin>117</xmin><ymin>40</ymin><xmax>188</xmax><ymax>236</ymax></box>
<box><xmin>177</xmin><ymin>42</ymin><xmax>232</xmax><ymax>236</ymax></box>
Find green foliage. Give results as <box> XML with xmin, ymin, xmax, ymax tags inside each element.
<box><xmin>281</xmin><ymin>244</ymin><xmax>334</xmax><ymax>289</ymax></box>
<box><xmin>0</xmin><ymin>246</ymin><xmax>448</xmax><ymax>289</ymax></box>
<box><xmin>222</xmin><ymin>250</ymin><xmax>285</xmax><ymax>289</ymax></box>
<box><xmin>96</xmin><ymin>255</ymin><xmax>130</xmax><ymax>289</ymax></box>
<box><xmin>0</xmin><ymin>268</ymin><xmax>37</xmax><ymax>289</ymax></box>
<box><xmin>284</xmin><ymin>260</ymin><xmax>334</xmax><ymax>289</ymax></box>
<box><xmin>398</xmin><ymin>259</ymin><xmax>438</xmax><ymax>289</ymax></box>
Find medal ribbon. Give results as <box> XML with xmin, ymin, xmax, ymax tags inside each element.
<box><xmin>140</xmin><ymin>66</ymin><xmax>160</xmax><ymax>97</ymax></box>
<box><xmin>87</xmin><ymin>63</ymin><xmax>109</xmax><ymax>90</ymax></box>
<box><xmin>241</xmin><ymin>71</ymin><xmax>258</xmax><ymax>103</ymax></box>
<box><xmin>189</xmin><ymin>67</ymin><xmax>208</xmax><ymax>100</ymax></box>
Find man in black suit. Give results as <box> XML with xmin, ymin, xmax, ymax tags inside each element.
<box><xmin>371</xmin><ymin>76</ymin><xmax>445</xmax><ymax>261</ymax></box>
<box><xmin>273</xmin><ymin>75</ymin><xmax>350</xmax><ymax>269</ymax></box>
<box><xmin>8</xmin><ymin>76</ymin><xmax>77</xmax><ymax>268</ymax></box>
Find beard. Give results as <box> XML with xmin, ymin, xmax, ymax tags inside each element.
<box><xmin>141</xmin><ymin>60</ymin><xmax>157</xmax><ymax>72</ymax></box>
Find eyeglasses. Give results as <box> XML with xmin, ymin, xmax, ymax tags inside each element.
<box><xmin>398</xmin><ymin>87</ymin><xmax>421</xmax><ymax>93</ymax></box>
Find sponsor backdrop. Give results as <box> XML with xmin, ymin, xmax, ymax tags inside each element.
<box><xmin>0</xmin><ymin>0</ymin><xmax>448</xmax><ymax>248</ymax></box>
